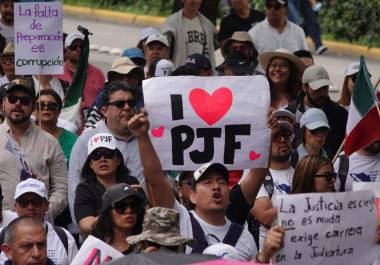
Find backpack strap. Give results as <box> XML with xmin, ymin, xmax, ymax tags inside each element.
<box><xmin>52</xmin><ymin>225</ymin><xmax>69</xmax><ymax>255</ymax></box>
<box><xmin>263</xmin><ymin>170</ymin><xmax>274</xmax><ymax>199</ymax></box>
<box><xmin>189</xmin><ymin>212</ymin><xmax>209</xmax><ymax>253</ymax></box>
<box><xmin>222</xmin><ymin>222</ymin><xmax>244</xmax><ymax>247</ymax></box>
<box><xmin>338</xmin><ymin>154</ymin><xmax>349</xmax><ymax>192</ymax></box>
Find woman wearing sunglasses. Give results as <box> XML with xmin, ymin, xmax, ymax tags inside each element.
<box><xmin>91</xmin><ymin>183</ymin><xmax>145</xmax><ymax>254</ymax></box>
<box><xmin>74</xmin><ymin>132</ymin><xmax>139</xmax><ymax>236</ymax></box>
<box><xmin>34</xmin><ymin>89</ymin><xmax>77</xmax><ymax>165</ymax></box>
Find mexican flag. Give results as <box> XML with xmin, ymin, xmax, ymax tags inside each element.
<box><xmin>60</xmin><ymin>29</ymin><xmax>90</xmax><ymax>133</ymax></box>
<box><xmin>344</xmin><ymin>55</ymin><xmax>380</xmax><ymax>155</ymax></box>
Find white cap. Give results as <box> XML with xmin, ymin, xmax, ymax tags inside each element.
<box><xmin>273</xmin><ymin>108</ymin><xmax>295</xmax><ymax>122</ymax></box>
<box><xmin>344</xmin><ymin>62</ymin><xmax>360</xmax><ymax>77</ymax></box>
<box><xmin>65</xmin><ymin>31</ymin><xmax>84</xmax><ymax>48</ymax></box>
<box><xmin>14</xmin><ymin>178</ymin><xmax>48</xmax><ymax>200</ymax></box>
<box><xmin>139</xmin><ymin>27</ymin><xmax>161</xmax><ymax>42</ymax></box>
<box><xmin>154</xmin><ymin>59</ymin><xmax>175</xmax><ymax>77</ymax></box>
<box><xmin>88</xmin><ymin>133</ymin><xmax>117</xmax><ymax>155</ymax></box>
<box><xmin>108</xmin><ymin>57</ymin><xmax>142</xmax><ymax>76</ymax></box>
<box><xmin>146</xmin><ymin>34</ymin><xmax>169</xmax><ymax>47</ymax></box>
<box><xmin>193</xmin><ymin>163</ymin><xmax>229</xmax><ymax>183</ymax></box>
<box><xmin>302</xmin><ymin>65</ymin><xmax>331</xmax><ymax>90</ymax></box>
<box><xmin>300</xmin><ymin>108</ymin><xmax>330</xmax><ymax>130</ymax></box>
<box><xmin>203</xmin><ymin>243</ymin><xmax>240</xmax><ymax>260</ymax></box>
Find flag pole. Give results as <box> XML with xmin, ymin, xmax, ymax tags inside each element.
<box><xmin>332</xmin><ymin>138</ymin><xmax>346</xmax><ymax>164</ymax></box>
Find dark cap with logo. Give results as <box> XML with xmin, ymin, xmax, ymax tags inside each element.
<box><xmin>224</xmin><ymin>51</ymin><xmax>253</xmax><ymax>76</ymax></box>
<box><xmin>5</xmin><ymin>76</ymin><xmax>35</xmax><ymax>99</ymax></box>
<box><xmin>184</xmin><ymin>53</ymin><xmax>212</xmax><ymax>70</ymax></box>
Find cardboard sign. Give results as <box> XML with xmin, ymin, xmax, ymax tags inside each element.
<box><xmin>70</xmin><ymin>235</ymin><xmax>123</xmax><ymax>265</ymax></box>
<box><xmin>143</xmin><ymin>76</ymin><xmax>271</xmax><ymax>170</ymax></box>
<box><xmin>273</xmin><ymin>191</ymin><xmax>378</xmax><ymax>265</ymax></box>
<box><xmin>14</xmin><ymin>2</ymin><xmax>63</xmax><ymax>75</ymax></box>
<box><xmin>353</xmin><ymin>182</ymin><xmax>380</xmax><ymax>219</ymax></box>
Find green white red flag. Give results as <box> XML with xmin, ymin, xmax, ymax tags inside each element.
<box><xmin>344</xmin><ymin>55</ymin><xmax>380</xmax><ymax>155</ymax></box>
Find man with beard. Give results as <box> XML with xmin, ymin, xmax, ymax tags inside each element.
<box><xmin>0</xmin><ymin>77</ymin><xmax>67</xmax><ymax>220</ymax></box>
<box><xmin>334</xmin><ymin>139</ymin><xmax>380</xmax><ymax>192</ymax></box>
<box><xmin>288</xmin><ymin>65</ymin><xmax>347</xmax><ymax>158</ymax></box>
<box><xmin>251</xmin><ymin>120</ymin><xmax>295</xmax><ymax>250</ymax></box>
<box><xmin>0</xmin><ymin>0</ymin><xmax>14</xmax><ymax>43</ymax></box>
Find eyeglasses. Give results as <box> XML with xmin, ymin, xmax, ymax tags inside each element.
<box><xmin>7</xmin><ymin>94</ymin><xmax>33</xmax><ymax>106</ymax></box>
<box><xmin>272</xmin><ymin>132</ymin><xmax>292</xmax><ymax>142</ymax></box>
<box><xmin>266</xmin><ymin>3</ymin><xmax>283</xmax><ymax>10</ymax></box>
<box><xmin>107</xmin><ymin>99</ymin><xmax>136</xmax><ymax>109</ymax></box>
<box><xmin>0</xmin><ymin>56</ymin><xmax>14</xmax><ymax>64</ymax></box>
<box><xmin>269</xmin><ymin>62</ymin><xmax>289</xmax><ymax>69</ymax></box>
<box><xmin>314</xmin><ymin>172</ymin><xmax>336</xmax><ymax>182</ymax></box>
<box><xmin>90</xmin><ymin>149</ymin><xmax>116</xmax><ymax>161</ymax></box>
<box><xmin>69</xmin><ymin>44</ymin><xmax>83</xmax><ymax>51</ymax></box>
<box><xmin>113</xmin><ymin>200</ymin><xmax>141</xmax><ymax>214</ymax></box>
<box><xmin>309</xmin><ymin>127</ymin><xmax>330</xmax><ymax>135</ymax></box>
<box><xmin>36</xmin><ymin>102</ymin><xmax>59</xmax><ymax>111</ymax></box>
<box><xmin>16</xmin><ymin>197</ymin><xmax>45</xmax><ymax>208</ymax></box>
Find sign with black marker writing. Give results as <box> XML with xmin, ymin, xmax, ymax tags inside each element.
<box><xmin>14</xmin><ymin>2</ymin><xmax>63</xmax><ymax>74</ymax></box>
<box><xmin>143</xmin><ymin>76</ymin><xmax>271</xmax><ymax>170</ymax></box>
<box><xmin>273</xmin><ymin>191</ymin><xmax>378</xmax><ymax>265</ymax></box>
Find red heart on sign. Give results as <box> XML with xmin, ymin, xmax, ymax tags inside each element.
<box><xmin>249</xmin><ymin>151</ymin><xmax>261</xmax><ymax>161</ymax></box>
<box><xmin>151</xmin><ymin>126</ymin><xmax>165</xmax><ymax>137</ymax></box>
<box><xmin>93</xmin><ymin>136</ymin><xmax>100</xmax><ymax>143</ymax></box>
<box><xmin>189</xmin><ymin>87</ymin><xmax>233</xmax><ymax>126</ymax></box>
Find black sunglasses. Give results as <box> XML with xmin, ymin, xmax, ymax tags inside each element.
<box><xmin>113</xmin><ymin>200</ymin><xmax>141</xmax><ymax>214</ymax></box>
<box><xmin>310</xmin><ymin>127</ymin><xmax>330</xmax><ymax>135</ymax></box>
<box><xmin>273</xmin><ymin>132</ymin><xmax>292</xmax><ymax>142</ymax></box>
<box><xmin>36</xmin><ymin>102</ymin><xmax>60</xmax><ymax>111</ymax></box>
<box><xmin>17</xmin><ymin>197</ymin><xmax>45</xmax><ymax>208</ymax></box>
<box><xmin>107</xmin><ymin>99</ymin><xmax>136</xmax><ymax>109</ymax></box>
<box><xmin>90</xmin><ymin>149</ymin><xmax>116</xmax><ymax>161</ymax></box>
<box><xmin>7</xmin><ymin>94</ymin><xmax>33</xmax><ymax>106</ymax></box>
<box><xmin>314</xmin><ymin>172</ymin><xmax>336</xmax><ymax>182</ymax></box>
<box><xmin>69</xmin><ymin>44</ymin><xmax>84</xmax><ymax>51</ymax></box>
<box><xmin>266</xmin><ymin>3</ymin><xmax>283</xmax><ymax>10</ymax></box>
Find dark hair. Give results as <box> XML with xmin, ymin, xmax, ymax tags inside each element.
<box><xmin>103</xmin><ymin>80</ymin><xmax>135</xmax><ymax>105</ymax></box>
<box><xmin>266</xmin><ymin>57</ymin><xmax>302</xmax><ymax>104</ymax></box>
<box><xmin>36</xmin><ymin>88</ymin><xmax>63</xmax><ymax>110</ymax></box>
<box><xmin>91</xmin><ymin>197</ymin><xmax>145</xmax><ymax>244</ymax></box>
<box><xmin>80</xmin><ymin>149</ymin><xmax>131</xmax><ymax>183</ymax></box>
<box><xmin>294</xmin><ymin>50</ymin><xmax>314</xmax><ymax>62</ymax></box>
<box><xmin>4</xmin><ymin>217</ymin><xmax>45</xmax><ymax>245</ymax></box>
<box><xmin>337</xmin><ymin>76</ymin><xmax>351</xmax><ymax>106</ymax></box>
<box><xmin>292</xmin><ymin>155</ymin><xmax>333</xmax><ymax>194</ymax></box>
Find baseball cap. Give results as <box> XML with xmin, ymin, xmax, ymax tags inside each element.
<box><xmin>278</xmin><ymin>121</ymin><xmax>293</xmax><ymax>134</ymax></box>
<box><xmin>302</xmin><ymin>64</ymin><xmax>331</xmax><ymax>90</ymax></box>
<box><xmin>14</xmin><ymin>178</ymin><xmax>48</xmax><ymax>200</ymax></box>
<box><xmin>184</xmin><ymin>53</ymin><xmax>212</xmax><ymax>70</ymax></box>
<box><xmin>102</xmin><ymin>183</ymin><xmax>144</xmax><ymax>209</ymax></box>
<box><xmin>203</xmin><ymin>243</ymin><xmax>240</xmax><ymax>260</ymax></box>
<box><xmin>193</xmin><ymin>163</ymin><xmax>229</xmax><ymax>183</ymax></box>
<box><xmin>87</xmin><ymin>133</ymin><xmax>117</xmax><ymax>155</ymax></box>
<box><xmin>146</xmin><ymin>34</ymin><xmax>169</xmax><ymax>47</ymax></box>
<box><xmin>224</xmin><ymin>51</ymin><xmax>252</xmax><ymax>76</ymax></box>
<box><xmin>266</xmin><ymin>0</ymin><xmax>288</xmax><ymax>5</ymax></box>
<box><xmin>300</xmin><ymin>108</ymin><xmax>330</xmax><ymax>130</ymax></box>
<box><xmin>273</xmin><ymin>108</ymin><xmax>295</xmax><ymax>122</ymax></box>
<box><xmin>222</xmin><ymin>31</ymin><xmax>254</xmax><ymax>56</ymax></box>
<box><xmin>139</xmin><ymin>27</ymin><xmax>160</xmax><ymax>42</ymax></box>
<box><xmin>5</xmin><ymin>76</ymin><xmax>36</xmax><ymax>99</ymax></box>
<box><xmin>107</xmin><ymin>57</ymin><xmax>144</xmax><ymax>81</ymax></box>
<box><xmin>65</xmin><ymin>31</ymin><xmax>84</xmax><ymax>48</ymax></box>
<box><xmin>148</xmin><ymin>59</ymin><xmax>175</xmax><ymax>77</ymax></box>
<box><xmin>122</xmin><ymin>48</ymin><xmax>146</xmax><ymax>66</ymax></box>
<box><xmin>344</xmin><ymin>62</ymin><xmax>360</xmax><ymax>77</ymax></box>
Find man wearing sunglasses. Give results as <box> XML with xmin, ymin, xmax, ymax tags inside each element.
<box><xmin>57</xmin><ymin>31</ymin><xmax>105</xmax><ymax>111</ymax></box>
<box><xmin>288</xmin><ymin>65</ymin><xmax>348</xmax><ymax>158</ymax></box>
<box><xmin>0</xmin><ymin>77</ymin><xmax>68</xmax><ymax>222</ymax></box>
<box><xmin>0</xmin><ymin>179</ymin><xmax>77</xmax><ymax>265</ymax></box>
<box><xmin>248</xmin><ymin>0</ymin><xmax>308</xmax><ymax>60</ymax></box>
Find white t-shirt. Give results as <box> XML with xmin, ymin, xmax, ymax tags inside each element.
<box><xmin>183</xmin><ymin>16</ymin><xmax>208</xmax><ymax>57</ymax></box>
<box><xmin>174</xmin><ymin>201</ymin><xmax>257</xmax><ymax>261</ymax></box>
<box><xmin>334</xmin><ymin>152</ymin><xmax>380</xmax><ymax>192</ymax></box>
<box><xmin>0</xmin><ymin>21</ymin><xmax>13</xmax><ymax>43</ymax></box>
<box><xmin>256</xmin><ymin>167</ymin><xmax>294</xmax><ymax>250</ymax></box>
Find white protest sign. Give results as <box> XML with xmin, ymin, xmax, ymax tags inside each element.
<box><xmin>70</xmin><ymin>235</ymin><xmax>123</xmax><ymax>265</ymax></box>
<box><xmin>143</xmin><ymin>75</ymin><xmax>271</xmax><ymax>170</ymax></box>
<box><xmin>353</xmin><ymin>182</ymin><xmax>380</xmax><ymax>219</ymax></box>
<box><xmin>273</xmin><ymin>191</ymin><xmax>378</xmax><ymax>265</ymax></box>
<box><xmin>14</xmin><ymin>2</ymin><xmax>63</xmax><ymax>75</ymax></box>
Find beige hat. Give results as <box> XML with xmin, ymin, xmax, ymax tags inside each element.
<box><xmin>259</xmin><ymin>48</ymin><xmax>305</xmax><ymax>74</ymax></box>
<box><xmin>222</xmin><ymin>31</ymin><xmax>254</xmax><ymax>55</ymax></box>
<box><xmin>302</xmin><ymin>64</ymin><xmax>331</xmax><ymax>90</ymax></box>
<box><xmin>107</xmin><ymin>57</ymin><xmax>144</xmax><ymax>80</ymax></box>
<box><xmin>1</xmin><ymin>42</ymin><xmax>14</xmax><ymax>56</ymax></box>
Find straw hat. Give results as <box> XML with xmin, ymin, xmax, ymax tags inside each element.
<box><xmin>259</xmin><ymin>48</ymin><xmax>305</xmax><ymax>74</ymax></box>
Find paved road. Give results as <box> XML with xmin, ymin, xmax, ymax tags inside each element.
<box><xmin>63</xmin><ymin>15</ymin><xmax>380</xmax><ymax>100</ymax></box>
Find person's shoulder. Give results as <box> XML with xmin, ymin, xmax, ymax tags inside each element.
<box><xmin>326</xmin><ymin>100</ymin><xmax>348</xmax><ymax>114</ymax></box>
<box><xmin>34</xmin><ymin>126</ymin><xmax>59</xmax><ymax>144</ymax></box>
<box><xmin>164</xmin><ymin>10</ymin><xmax>181</xmax><ymax>24</ymax></box>
<box><xmin>249</xmin><ymin>19</ymin><xmax>266</xmax><ymax>33</ymax></box>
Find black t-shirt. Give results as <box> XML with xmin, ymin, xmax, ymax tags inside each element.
<box><xmin>218</xmin><ymin>9</ymin><xmax>265</xmax><ymax>42</ymax></box>
<box><xmin>74</xmin><ymin>176</ymin><xmax>139</xmax><ymax>223</ymax></box>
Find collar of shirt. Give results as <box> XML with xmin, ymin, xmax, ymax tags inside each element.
<box><xmin>2</xmin><ymin>119</ymin><xmax>34</xmax><ymax>137</ymax></box>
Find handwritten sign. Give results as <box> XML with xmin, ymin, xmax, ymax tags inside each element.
<box><xmin>70</xmin><ymin>235</ymin><xmax>123</xmax><ymax>265</ymax></box>
<box><xmin>14</xmin><ymin>2</ymin><xmax>63</xmax><ymax>75</ymax></box>
<box><xmin>143</xmin><ymin>76</ymin><xmax>271</xmax><ymax>170</ymax></box>
<box><xmin>353</xmin><ymin>182</ymin><xmax>380</xmax><ymax>219</ymax></box>
<box><xmin>273</xmin><ymin>191</ymin><xmax>378</xmax><ymax>265</ymax></box>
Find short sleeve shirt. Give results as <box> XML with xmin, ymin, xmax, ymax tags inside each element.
<box><xmin>183</xmin><ymin>16</ymin><xmax>208</xmax><ymax>57</ymax></box>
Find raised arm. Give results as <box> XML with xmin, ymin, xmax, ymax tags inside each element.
<box><xmin>127</xmin><ymin>110</ymin><xmax>175</xmax><ymax>208</ymax></box>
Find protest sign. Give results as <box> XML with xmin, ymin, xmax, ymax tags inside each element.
<box><xmin>70</xmin><ymin>235</ymin><xmax>123</xmax><ymax>265</ymax></box>
<box><xmin>353</xmin><ymin>182</ymin><xmax>380</xmax><ymax>219</ymax></box>
<box><xmin>143</xmin><ymin>75</ymin><xmax>271</xmax><ymax>170</ymax></box>
<box><xmin>273</xmin><ymin>191</ymin><xmax>378</xmax><ymax>265</ymax></box>
<box><xmin>14</xmin><ymin>2</ymin><xmax>63</xmax><ymax>75</ymax></box>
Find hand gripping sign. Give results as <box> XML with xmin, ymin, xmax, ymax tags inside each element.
<box><xmin>143</xmin><ymin>75</ymin><xmax>271</xmax><ymax>170</ymax></box>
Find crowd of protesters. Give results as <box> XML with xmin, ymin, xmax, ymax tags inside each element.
<box><xmin>0</xmin><ymin>0</ymin><xmax>379</xmax><ymax>265</ymax></box>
